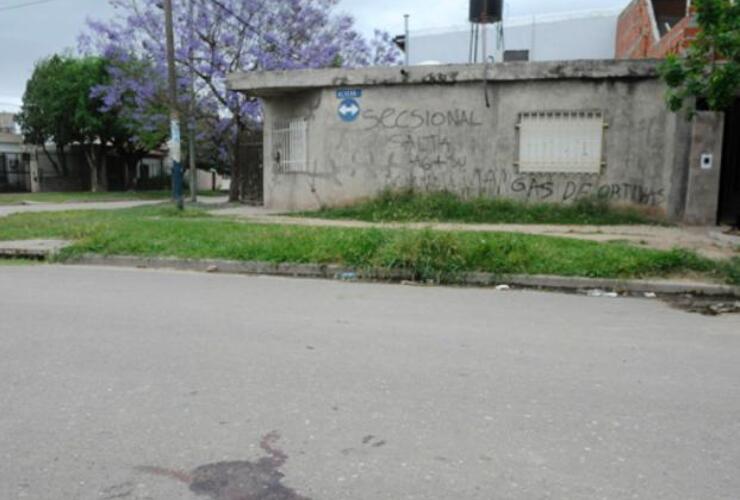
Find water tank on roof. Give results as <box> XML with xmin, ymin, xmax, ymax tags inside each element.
<box><xmin>469</xmin><ymin>0</ymin><xmax>503</xmax><ymax>23</ymax></box>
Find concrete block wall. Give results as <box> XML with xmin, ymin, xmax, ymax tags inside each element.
<box><xmin>683</xmin><ymin>112</ymin><xmax>725</xmax><ymax>225</ymax></box>
<box><xmin>227</xmin><ymin>60</ymin><xmax>727</xmax><ymax>223</ymax></box>
<box><xmin>259</xmin><ymin>68</ymin><xmax>690</xmax><ymax>219</ymax></box>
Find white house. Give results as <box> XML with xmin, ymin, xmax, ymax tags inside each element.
<box><xmin>406</xmin><ymin>7</ymin><xmax>623</xmax><ymax>65</ymax></box>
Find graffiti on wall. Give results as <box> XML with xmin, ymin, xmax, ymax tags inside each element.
<box><xmin>315</xmin><ymin>105</ymin><xmax>665</xmax><ymax>207</ymax></box>
<box><xmin>362</xmin><ymin>107</ymin><xmax>483</xmax><ymax>130</ymax></box>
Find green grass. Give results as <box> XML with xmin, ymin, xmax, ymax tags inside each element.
<box><xmin>301</xmin><ymin>190</ymin><xmax>665</xmax><ymax>225</ymax></box>
<box><xmin>0</xmin><ymin>258</ymin><xmax>42</xmax><ymax>266</ymax></box>
<box><xmin>0</xmin><ymin>190</ymin><xmax>171</xmax><ymax>205</ymax></box>
<box><xmin>0</xmin><ymin>205</ymin><xmax>736</xmax><ymax>285</ymax></box>
<box><xmin>197</xmin><ymin>190</ymin><xmax>228</xmax><ymax>197</ymax></box>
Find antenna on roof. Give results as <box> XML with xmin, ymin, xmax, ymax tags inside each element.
<box><xmin>469</xmin><ymin>0</ymin><xmax>503</xmax><ymax>107</ymax></box>
<box><xmin>404</xmin><ymin>14</ymin><xmax>410</xmax><ymax>66</ymax></box>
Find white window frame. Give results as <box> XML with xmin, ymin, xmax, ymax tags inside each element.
<box><xmin>271</xmin><ymin>118</ymin><xmax>308</xmax><ymax>173</ymax></box>
<box><xmin>516</xmin><ymin>111</ymin><xmax>606</xmax><ymax>174</ymax></box>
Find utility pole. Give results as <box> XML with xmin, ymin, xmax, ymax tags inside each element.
<box><xmin>404</xmin><ymin>14</ymin><xmax>410</xmax><ymax>66</ymax></box>
<box><xmin>164</xmin><ymin>0</ymin><xmax>184</xmax><ymax>210</ymax></box>
<box><xmin>188</xmin><ymin>0</ymin><xmax>197</xmax><ymax>203</ymax></box>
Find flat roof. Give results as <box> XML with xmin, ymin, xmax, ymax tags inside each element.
<box><xmin>0</xmin><ymin>132</ymin><xmax>22</xmax><ymax>145</ymax></box>
<box><xmin>227</xmin><ymin>59</ymin><xmax>661</xmax><ymax>97</ymax></box>
<box><xmin>411</xmin><ymin>6</ymin><xmax>625</xmax><ymax>36</ymax></box>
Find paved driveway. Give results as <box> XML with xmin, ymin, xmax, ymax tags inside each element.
<box><xmin>1</xmin><ymin>265</ymin><xmax>739</xmax><ymax>499</ymax></box>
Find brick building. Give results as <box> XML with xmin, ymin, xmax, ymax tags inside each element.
<box><xmin>615</xmin><ymin>0</ymin><xmax>698</xmax><ymax>59</ymax></box>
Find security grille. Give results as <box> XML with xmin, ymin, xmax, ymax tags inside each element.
<box><xmin>517</xmin><ymin>111</ymin><xmax>605</xmax><ymax>174</ymax></box>
<box><xmin>0</xmin><ymin>153</ymin><xmax>31</xmax><ymax>192</ymax></box>
<box><xmin>271</xmin><ymin>119</ymin><xmax>307</xmax><ymax>173</ymax></box>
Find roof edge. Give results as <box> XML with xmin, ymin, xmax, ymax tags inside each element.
<box><xmin>227</xmin><ymin>60</ymin><xmax>662</xmax><ymax>96</ymax></box>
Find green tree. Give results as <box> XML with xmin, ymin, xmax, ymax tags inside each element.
<box><xmin>17</xmin><ymin>55</ymin><xmax>168</xmax><ymax>191</ymax></box>
<box><xmin>96</xmin><ymin>55</ymin><xmax>170</xmax><ymax>190</ymax></box>
<box><xmin>660</xmin><ymin>0</ymin><xmax>740</xmax><ymax>113</ymax></box>
<box><xmin>17</xmin><ymin>55</ymin><xmax>79</xmax><ymax>176</ymax></box>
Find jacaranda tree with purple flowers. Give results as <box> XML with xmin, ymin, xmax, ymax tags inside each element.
<box><xmin>81</xmin><ymin>0</ymin><xmax>400</xmax><ymax>201</ymax></box>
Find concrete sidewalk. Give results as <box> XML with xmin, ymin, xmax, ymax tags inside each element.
<box><xmin>211</xmin><ymin>206</ymin><xmax>740</xmax><ymax>260</ymax></box>
<box><xmin>0</xmin><ymin>199</ymin><xmax>165</xmax><ymax>218</ymax></box>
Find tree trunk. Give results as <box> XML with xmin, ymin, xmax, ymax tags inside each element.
<box><xmin>85</xmin><ymin>147</ymin><xmax>99</xmax><ymax>192</ymax></box>
<box><xmin>86</xmin><ymin>146</ymin><xmax>108</xmax><ymax>192</ymax></box>
<box><xmin>124</xmin><ymin>157</ymin><xmax>138</xmax><ymax>191</ymax></box>
<box><xmin>99</xmin><ymin>151</ymin><xmax>109</xmax><ymax>192</ymax></box>
<box><xmin>229</xmin><ymin>116</ymin><xmax>242</xmax><ymax>202</ymax></box>
<box><xmin>41</xmin><ymin>144</ymin><xmax>62</xmax><ymax>176</ymax></box>
<box><xmin>56</xmin><ymin>144</ymin><xmax>68</xmax><ymax>177</ymax></box>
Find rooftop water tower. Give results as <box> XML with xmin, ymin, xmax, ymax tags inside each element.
<box><xmin>469</xmin><ymin>0</ymin><xmax>504</xmax><ymax>107</ymax></box>
<box><xmin>469</xmin><ymin>0</ymin><xmax>505</xmax><ymax>63</ymax></box>
<box><xmin>469</xmin><ymin>0</ymin><xmax>503</xmax><ymax>23</ymax></box>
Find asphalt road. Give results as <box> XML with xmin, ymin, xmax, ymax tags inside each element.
<box><xmin>1</xmin><ymin>265</ymin><xmax>739</xmax><ymax>500</ymax></box>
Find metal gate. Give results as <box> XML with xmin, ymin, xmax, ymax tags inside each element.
<box><xmin>0</xmin><ymin>153</ymin><xmax>31</xmax><ymax>192</ymax></box>
<box><xmin>718</xmin><ymin>98</ymin><xmax>740</xmax><ymax>225</ymax></box>
<box><xmin>239</xmin><ymin>133</ymin><xmax>263</xmax><ymax>206</ymax></box>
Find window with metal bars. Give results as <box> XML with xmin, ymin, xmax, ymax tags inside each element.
<box><xmin>516</xmin><ymin>111</ymin><xmax>605</xmax><ymax>174</ymax></box>
<box><xmin>271</xmin><ymin>118</ymin><xmax>307</xmax><ymax>173</ymax></box>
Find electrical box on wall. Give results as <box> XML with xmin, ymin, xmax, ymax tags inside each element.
<box><xmin>700</xmin><ymin>153</ymin><xmax>713</xmax><ymax>170</ymax></box>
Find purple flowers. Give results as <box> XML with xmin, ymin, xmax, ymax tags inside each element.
<box><xmin>80</xmin><ymin>0</ymin><xmax>400</xmax><ymax>184</ymax></box>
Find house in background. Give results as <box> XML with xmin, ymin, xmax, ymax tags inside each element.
<box><xmin>0</xmin><ymin>112</ymin><xmax>171</xmax><ymax>194</ymax></box>
<box><xmin>615</xmin><ymin>0</ymin><xmax>696</xmax><ymax>58</ymax></box>
<box><xmin>0</xmin><ymin>112</ymin><xmax>31</xmax><ymax>192</ymax></box>
<box><xmin>614</xmin><ymin>0</ymin><xmax>740</xmax><ymax>226</ymax></box>
<box><xmin>400</xmin><ymin>7</ymin><xmax>623</xmax><ymax>65</ymax></box>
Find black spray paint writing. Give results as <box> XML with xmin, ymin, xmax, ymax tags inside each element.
<box><xmin>362</xmin><ymin>108</ymin><xmax>483</xmax><ymax>130</ymax></box>
<box><xmin>486</xmin><ymin>175</ymin><xmax>665</xmax><ymax>206</ymax></box>
<box><xmin>387</xmin><ymin>133</ymin><xmax>467</xmax><ymax>171</ymax></box>
<box><xmin>562</xmin><ymin>181</ymin><xmax>665</xmax><ymax>205</ymax></box>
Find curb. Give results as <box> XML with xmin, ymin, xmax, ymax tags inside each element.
<box><xmin>0</xmin><ymin>239</ymin><xmax>72</xmax><ymax>259</ymax></box>
<box><xmin>67</xmin><ymin>254</ymin><xmax>740</xmax><ymax>298</ymax></box>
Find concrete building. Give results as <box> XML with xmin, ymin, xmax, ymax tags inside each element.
<box><xmin>0</xmin><ymin>112</ymin><xmax>173</xmax><ymax>193</ymax></box>
<box><xmin>404</xmin><ymin>8</ymin><xmax>623</xmax><ymax>65</ymax></box>
<box><xmin>615</xmin><ymin>0</ymin><xmax>696</xmax><ymax>59</ymax></box>
<box><xmin>0</xmin><ymin>129</ymin><xmax>31</xmax><ymax>192</ymax></box>
<box><xmin>228</xmin><ymin>60</ymin><xmax>738</xmax><ymax>225</ymax></box>
<box><xmin>0</xmin><ymin>112</ymin><xmax>16</xmax><ymax>134</ymax></box>
<box><xmin>0</xmin><ymin>112</ymin><xmax>87</xmax><ymax>192</ymax></box>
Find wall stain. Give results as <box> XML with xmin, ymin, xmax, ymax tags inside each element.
<box><xmin>136</xmin><ymin>431</ymin><xmax>310</xmax><ymax>500</ymax></box>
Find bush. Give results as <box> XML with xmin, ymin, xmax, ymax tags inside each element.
<box><xmin>373</xmin><ymin>229</ymin><xmax>467</xmax><ymax>281</ymax></box>
<box><xmin>306</xmin><ymin>189</ymin><xmax>663</xmax><ymax>226</ymax></box>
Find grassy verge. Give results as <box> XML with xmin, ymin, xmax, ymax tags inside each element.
<box><xmin>301</xmin><ymin>190</ymin><xmax>665</xmax><ymax>226</ymax></box>
<box><xmin>197</xmin><ymin>190</ymin><xmax>228</xmax><ymax>197</ymax></box>
<box><xmin>0</xmin><ymin>190</ymin><xmax>170</xmax><ymax>205</ymax></box>
<box><xmin>0</xmin><ymin>258</ymin><xmax>42</xmax><ymax>266</ymax></box>
<box><xmin>0</xmin><ymin>205</ymin><xmax>736</xmax><ymax>285</ymax></box>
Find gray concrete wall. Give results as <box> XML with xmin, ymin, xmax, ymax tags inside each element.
<box><xmin>683</xmin><ymin>111</ymin><xmax>725</xmax><ymax>225</ymax></box>
<box><xmin>32</xmin><ymin>147</ymin><xmax>89</xmax><ymax>192</ymax></box>
<box><xmin>259</xmin><ymin>67</ymin><xmax>688</xmax><ymax>218</ymax></box>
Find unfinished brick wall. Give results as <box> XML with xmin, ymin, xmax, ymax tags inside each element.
<box><xmin>651</xmin><ymin>15</ymin><xmax>699</xmax><ymax>57</ymax></box>
<box><xmin>616</xmin><ymin>0</ymin><xmax>655</xmax><ymax>59</ymax></box>
<box><xmin>615</xmin><ymin>0</ymin><xmax>695</xmax><ymax>59</ymax></box>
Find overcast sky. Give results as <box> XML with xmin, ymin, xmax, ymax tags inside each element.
<box><xmin>0</xmin><ymin>0</ymin><xmax>629</xmax><ymax>111</ymax></box>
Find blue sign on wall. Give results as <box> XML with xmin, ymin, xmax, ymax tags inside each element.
<box><xmin>338</xmin><ymin>98</ymin><xmax>361</xmax><ymax>122</ymax></box>
<box><xmin>336</xmin><ymin>88</ymin><xmax>363</xmax><ymax>99</ymax></box>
